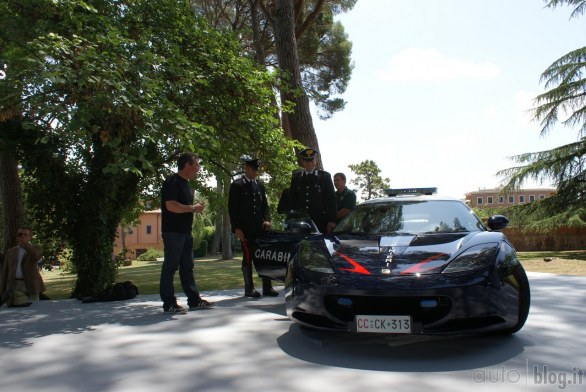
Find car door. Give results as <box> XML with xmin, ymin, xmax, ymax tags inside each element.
<box><xmin>252</xmin><ymin>230</ymin><xmax>307</xmax><ymax>281</ymax></box>
<box><xmin>253</xmin><ymin>212</ymin><xmax>321</xmax><ymax>282</ymax></box>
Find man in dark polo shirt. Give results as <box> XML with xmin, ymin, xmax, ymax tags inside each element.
<box><xmin>333</xmin><ymin>172</ymin><xmax>357</xmax><ymax>222</ymax></box>
<box><xmin>288</xmin><ymin>148</ymin><xmax>336</xmax><ymax>234</ymax></box>
<box><xmin>160</xmin><ymin>152</ymin><xmax>214</xmax><ymax>313</ymax></box>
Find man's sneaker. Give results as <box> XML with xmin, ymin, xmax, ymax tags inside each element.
<box><xmin>163</xmin><ymin>304</ymin><xmax>187</xmax><ymax>314</ymax></box>
<box><xmin>189</xmin><ymin>298</ymin><xmax>215</xmax><ymax>311</ymax></box>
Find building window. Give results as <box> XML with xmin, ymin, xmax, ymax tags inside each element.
<box><xmin>146</xmin><ymin>225</ymin><xmax>152</xmax><ymax>234</ymax></box>
<box><xmin>498</xmin><ymin>196</ymin><xmax>504</xmax><ymax>204</ymax></box>
<box><xmin>476</xmin><ymin>197</ymin><xmax>483</xmax><ymax>205</ymax></box>
<box><xmin>487</xmin><ymin>196</ymin><xmax>493</xmax><ymax>204</ymax></box>
<box><xmin>519</xmin><ymin>195</ymin><xmax>525</xmax><ymax>204</ymax></box>
<box><xmin>508</xmin><ymin>195</ymin><xmax>515</xmax><ymax>203</ymax></box>
<box><xmin>127</xmin><ymin>228</ymin><xmax>133</xmax><ymax>234</ymax></box>
<box><xmin>540</xmin><ymin>194</ymin><xmax>545</xmax><ymax>200</ymax></box>
<box><xmin>529</xmin><ymin>195</ymin><xmax>535</xmax><ymax>202</ymax></box>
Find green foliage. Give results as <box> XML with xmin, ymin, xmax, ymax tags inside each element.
<box><xmin>56</xmin><ymin>248</ymin><xmax>75</xmax><ymax>273</ymax></box>
<box><xmin>497</xmin><ymin>3</ymin><xmax>585</xmax><ymax>230</ymax></box>
<box><xmin>190</xmin><ymin>0</ymin><xmax>356</xmax><ymax>119</ymax></box>
<box><xmin>296</xmin><ymin>1</ymin><xmax>355</xmax><ymax>119</ymax></box>
<box><xmin>348</xmin><ymin>160</ymin><xmax>390</xmax><ymax>200</ymax></box>
<box><xmin>476</xmin><ymin>199</ymin><xmax>586</xmax><ymax>233</ymax></box>
<box><xmin>534</xmin><ymin>48</ymin><xmax>586</xmax><ymax>137</ymax></box>
<box><xmin>136</xmin><ymin>248</ymin><xmax>164</xmax><ymax>261</ymax></box>
<box><xmin>192</xmin><ymin>195</ymin><xmax>214</xmax><ymax>245</ymax></box>
<box><xmin>544</xmin><ymin>0</ymin><xmax>586</xmax><ymax>18</ymax></box>
<box><xmin>113</xmin><ymin>247</ymin><xmax>132</xmax><ymax>267</ymax></box>
<box><xmin>0</xmin><ymin>0</ymin><xmax>293</xmax><ymax>297</ymax></box>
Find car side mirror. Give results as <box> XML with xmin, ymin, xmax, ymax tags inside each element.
<box><xmin>487</xmin><ymin>215</ymin><xmax>509</xmax><ymax>231</ymax></box>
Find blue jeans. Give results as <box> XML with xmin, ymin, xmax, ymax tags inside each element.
<box><xmin>160</xmin><ymin>232</ymin><xmax>200</xmax><ymax>308</ymax></box>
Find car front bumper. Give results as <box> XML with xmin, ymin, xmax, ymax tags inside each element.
<box><xmin>285</xmin><ymin>270</ymin><xmax>521</xmax><ymax>335</ymax></box>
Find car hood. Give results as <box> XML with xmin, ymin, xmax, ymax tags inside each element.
<box><xmin>329</xmin><ymin>231</ymin><xmax>499</xmax><ymax>276</ymax></box>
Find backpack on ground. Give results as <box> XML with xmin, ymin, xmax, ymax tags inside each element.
<box><xmin>81</xmin><ymin>281</ymin><xmax>139</xmax><ymax>303</ymax></box>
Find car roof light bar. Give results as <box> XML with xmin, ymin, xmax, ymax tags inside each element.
<box><xmin>385</xmin><ymin>187</ymin><xmax>438</xmax><ymax>197</ymax></box>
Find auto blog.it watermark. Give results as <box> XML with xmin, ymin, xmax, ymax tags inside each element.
<box><xmin>472</xmin><ymin>361</ymin><xmax>584</xmax><ymax>389</ymax></box>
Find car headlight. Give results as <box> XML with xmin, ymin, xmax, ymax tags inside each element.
<box><xmin>298</xmin><ymin>241</ymin><xmax>334</xmax><ymax>274</ymax></box>
<box><xmin>442</xmin><ymin>243</ymin><xmax>499</xmax><ymax>274</ymax></box>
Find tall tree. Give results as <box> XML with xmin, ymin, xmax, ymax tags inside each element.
<box><xmin>498</xmin><ymin>0</ymin><xmax>585</xmax><ymax>230</ymax></box>
<box><xmin>191</xmin><ymin>0</ymin><xmax>354</xmax><ymax>119</ymax></box>
<box><xmin>0</xmin><ymin>149</ymin><xmax>24</xmax><ymax>254</ymax></box>
<box><xmin>271</xmin><ymin>0</ymin><xmax>322</xmax><ymax>165</ymax></box>
<box><xmin>190</xmin><ymin>0</ymin><xmax>355</xmax><ymax>167</ymax></box>
<box><xmin>348</xmin><ymin>160</ymin><xmax>390</xmax><ymax>200</ymax></box>
<box><xmin>0</xmin><ymin>0</ymin><xmax>39</xmax><ymax>255</ymax></box>
<box><xmin>189</xmin><ymin>0</ymin><xmax>354</xmax><ymax>254</ymax></box>
<box><xmin>0</xmin><ymin>0</ymin><xmax>294</xmax><ymax>296</ymax></box>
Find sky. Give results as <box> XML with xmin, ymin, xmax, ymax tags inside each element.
<box><xmin>312</xmin><ymin>0</ymin><xmax>584</xmax><ymax>200</ymax></box>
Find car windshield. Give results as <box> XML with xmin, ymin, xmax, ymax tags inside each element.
<box><xmin>334</xmin><ymin>200</ymin><xmax>485</xmax><ymax>235</ymax></box>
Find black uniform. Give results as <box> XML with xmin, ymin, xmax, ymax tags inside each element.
<box><xmin>228</xmin><ymin>175</ymin><xmax>276</xmax><ymax>297</ymax></box>
<box><xmin>228</xmin><ymin>176</ymin><xmax>270</xmax><ymax>240</ymax></box>
<box><xmin>288</xmin><ymin>169</ymin><xmax>336</xmax><ymax>233</ymax></box>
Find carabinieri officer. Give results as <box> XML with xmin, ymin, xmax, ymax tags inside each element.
<box><xmin>228</xmin><ymin>155</ymin><xmax>278</xmax><ymax>298</ymax></box>
<box><xmin>288</xmin><ymin>148</ymin><xmax>337</xmax><ymax>234</ymax></box>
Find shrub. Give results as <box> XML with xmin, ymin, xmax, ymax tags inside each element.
<box><xmin>136</xmin><ymin>248</ymin><xmax>164</xmax><ymax>261</ymax></box>
<box><xmin>58</xmin><ymin>248</ymin><xmax>75</xmax><ymax>273</ymax></box>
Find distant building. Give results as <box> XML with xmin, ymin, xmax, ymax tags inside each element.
<box><xmin>465</xmin><ymin>187</ymin><xmax>556</xmax><ymax>208</ymax></box>
<box><xmin>113</xmin><ymin>210</ymin><xmax>162</xmax><ymax>258</ymax></box>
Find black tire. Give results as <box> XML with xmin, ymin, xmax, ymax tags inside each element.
<box><xmin>497</xmin><ymin>264</ymin><xmax>531</xmax><ymax>335</ymax></box>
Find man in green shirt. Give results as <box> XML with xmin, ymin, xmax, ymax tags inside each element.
<box><xmin>333</xmin><ymin>172</ymin><xmax>357</xmax><ymax>222</ymax></box>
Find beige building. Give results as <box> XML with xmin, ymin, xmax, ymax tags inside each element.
<box><xmin>465</xmin><ymin>188</ymin><xmax>556</xmax><ymax>208</ymax></box>
<box><xmin>113</xmin><ymin>210</ymin><xmax>163</xmax><ymax>258</ymax></box>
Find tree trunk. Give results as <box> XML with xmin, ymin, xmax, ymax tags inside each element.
<box><xmin>251</xmin><ymin>0</ymin><xmax>285</xmax><ymax>133</ymax></box>
<box><xmin>214</xmin><ymin>173</ymin><xmax>233</xmax><ymax>260</ymax></box>
<box><xmin>250</xmin><ymin>0</ymin><xmax>266</xmax><ymax>65</ymax></box>
<box><xmin>0</xmin><ymin>148</ymin><xmax>25</xmax><ymax>254</ymax></box>
<box><xmin>120</xmin><ymin>227</ymin><xmax>126</xmax><ymax>257</ymax></box>
<box><xmin>221</xmin><ymin>208</ymin><xmax>233</xmax><ymax>259</ymax></box>
<box><xmin>66</xmin><ymin>132</ymin><xmax>142</xmax><ymax>298</ymax></box>
<box><xmin>210</xmin><ymin>179</ymin><xmax>223</xmax><ymax>256</ymax></box>
<box><xmin>273</xmin><ymin>0</ymin><xmax>323</xmax><ymax>168</ymax></box>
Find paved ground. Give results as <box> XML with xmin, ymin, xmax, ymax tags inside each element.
<box><xmin>1</xmin><ymin>272</ymin><xmax>585</xmax><ymax>392</ymax></box>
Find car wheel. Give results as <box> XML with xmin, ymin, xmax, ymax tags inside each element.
<box><xmin>496</xmin><ymin>264</ymin><xmax>531</xmax><ymax>335</ymax></box>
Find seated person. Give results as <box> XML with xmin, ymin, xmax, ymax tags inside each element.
<box><xmin>0</xmin><ymin>226</ymin><xmax>45</xmax><ymax>307</ymax></box>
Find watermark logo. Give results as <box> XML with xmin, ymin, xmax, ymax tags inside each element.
<box><xmin>533</xmin><ymin>365</ymin><xmax>584</xmax><ymax>390</ymax></box>
<box><xmin>473</xmin><ymin>362</ymin><xmax>584</xmax><ymax>389</ymax></box>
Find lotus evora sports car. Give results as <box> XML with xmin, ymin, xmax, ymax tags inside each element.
<box><xmin>253</xmin><ymin>188</ymin><xmax>530</xmax><ymax>336</ymax></box>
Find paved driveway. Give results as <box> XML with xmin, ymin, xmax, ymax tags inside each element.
<box><xmin>1</xmin><ymin>272</ymin><xmax>585</xmax><ymax>392</ymax></box>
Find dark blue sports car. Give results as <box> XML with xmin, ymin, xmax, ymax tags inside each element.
<box><xmin>253</xmin><ymin>188</ymin><xmax>530</xmax><ymax>336</ymax></box>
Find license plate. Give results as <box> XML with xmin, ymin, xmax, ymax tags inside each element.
<box><xmin>355</xmin><ymin>315</ymin><xmax>412</xmax><ymax>334</ymax></box>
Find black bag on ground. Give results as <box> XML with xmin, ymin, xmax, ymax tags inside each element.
<box><xmin>81</xmin><ymin>281</ymin><xmax>139</xmax><ymax>303</ymax></box>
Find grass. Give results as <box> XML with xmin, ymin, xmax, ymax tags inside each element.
<box><xmin>41</xmin><ymin>250</ymin><xmax>586</xmax><ymax>300</ymax></box>
<box><xmin>42</xmin><ymin>255</ymin><xmax>253</xmax><ymax>300</ymax></box>
<box><xmin>516</xmin><ymin>250</ymin><xmax>586</xmax><ymax>276</ymax></box>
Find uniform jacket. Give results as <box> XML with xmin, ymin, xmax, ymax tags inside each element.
<box><xmin>288</xmin><ymin>169</ymin><xmax>336</xmax><ymax>232</ymax></box>
<box><xmin>0</xmin><ymin>244</ymin><xmax>45</xmax><ymax>296</ymax></box>
<box><xmin>228</xmin><ymin>176</ymin><xmax>270</xmax><ymax>239</ymax></box>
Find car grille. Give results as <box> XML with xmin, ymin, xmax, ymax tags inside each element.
<box><xmin>324</xmin><ymin>295</ymin><xmax>452</xmax><ymax>324</ymax></box>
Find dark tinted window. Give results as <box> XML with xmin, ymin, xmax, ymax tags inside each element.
<box><xmin>334</xmin><ymin>200</ymin><xmax>484</xmax><ymax>234</ymax></box>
